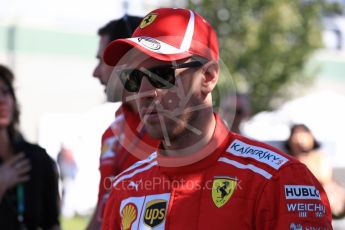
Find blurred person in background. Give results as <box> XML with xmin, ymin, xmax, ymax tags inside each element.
<box><xmin>285</xmin><ymin>124</ymin><xmax>345</xmax><ymax>219</ymax></box>
<box><xmin>0</xmin><ymin>65</ymin><xmax>60</xmax><ymax>230</ymax></box>
<box><xmin>219</xmin><ymin>92</ymin><xmax>251</xmax><ymax>134</ymax></box>
<box><xmin>87</xmin><ymin>16</ymin><xmax>159</xmax><ymax>230</ymax></box>
<box><xmin>57</xmin><ymin>144</ymin><xmax>77</xmax><ymax>218</ymax></box>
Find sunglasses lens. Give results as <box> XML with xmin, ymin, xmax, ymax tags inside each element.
<box><xmin>117</xmin><ymin>60</ymin><xmax>206</xmax><ymax>93</ymax></box>
<box><xmin>118</xmin><ymin>60</ymin><xmax>205</xmax><ymax>92</ymax></box>
<box><xmin>119</xmin><ymin>69</ymin><xmax>143</xmax><ymax>92</ymax></box>
<box><xmin>149</xmin><ymin>67</ymin><xmax>175</xmax><ymax>89</ymax></box>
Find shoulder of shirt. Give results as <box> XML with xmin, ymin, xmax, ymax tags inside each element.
<box><xmin>101</xmin><ymin>113</ymin><xmax>126</xmax><ymax>141</ymax></box>
<box><xmin>14</xmin><ymin>138</ymin><xmax>46</xmax><ymax>155</ymax></box>
<box><xmin>219</xmin><ymin>132</ymin><xmax>304</xmax><ymax>179</ymax></box>
<box><xmin>111</xmin><ymin>152</ymin><xmax>158</xmax><ymax>188</ymax></box>
<box><xmin>14</xmin><ymin>139</ymin><xmax>55</xmax><ymax>169</ymax></box>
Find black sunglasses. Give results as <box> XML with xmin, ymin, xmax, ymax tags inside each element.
<box><xmin>117</xmin><ymin>60</ymin><xmax>207</xmax><ymax>92</ymax></box>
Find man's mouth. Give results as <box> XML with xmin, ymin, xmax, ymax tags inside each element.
<box><xmin>141</xmin><ymin>108</ymin><xmax>160</xmax><ymax>123</ymax></box>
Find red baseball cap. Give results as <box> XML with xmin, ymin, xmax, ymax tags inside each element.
<box><xmin>103</xmin><ymin>8</ymin><xmax>219</xmax><ymax>66</ymax></box>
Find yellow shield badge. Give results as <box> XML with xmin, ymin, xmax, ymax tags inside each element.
<box><xmin>212</xmin><ymin>176</ymin><xmax>237</xmax><ymax>208</ymax></box>
<box><xmin>139</xmin><ymin>14</ymin><xmax>158</xmax><ymax>29</ymax></box>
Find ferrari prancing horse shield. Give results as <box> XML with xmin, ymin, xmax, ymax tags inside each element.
<box><xmin>212</xmin><ymin>176</ymin><xmax>237</xmax><ymax>208</ymax></box>
<box><xmin>139</xmin><ymin>14</ymin><xmax>158</xmax><ymax>29</ymax></box>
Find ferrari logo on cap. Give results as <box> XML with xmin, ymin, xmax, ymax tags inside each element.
<box><xmin>212</xmin><ymin>176</ymin><xmax>237</xmax><ymax>208</ymax></box>
<box><xmin>140</xmin><ymin>14</ymin><xmax>158</xmax><ymax>28</ymax></box>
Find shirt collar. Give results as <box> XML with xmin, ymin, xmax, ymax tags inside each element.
<box><xmin>158</xmin><ymin>113</ymin><xmax>232</xmax><ymax>174</ymax></box>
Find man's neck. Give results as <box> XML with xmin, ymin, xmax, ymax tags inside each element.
<box><xmin>160</xmin><ymin>109</ymin><xmax>216</xmax><ymax>157</ymax></box>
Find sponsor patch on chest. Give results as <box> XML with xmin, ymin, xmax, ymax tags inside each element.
<box><xmin>120</xmin><ymin>193</ymin><xmax>170</xmax><ymax>230</ymax></box>
<box><xmin>227</xmin><ymin>139</ymin><xmax>288</xmax><ymax>169</ymax></box>
<box><xmin>143</xmin><ymin>199</ymin><xmax>167</xmax><ymax>228</ymax></box>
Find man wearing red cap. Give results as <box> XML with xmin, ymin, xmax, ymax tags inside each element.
<box><xmin>102</xmin><ymin>8</ymin><xmax>332</xmax><ymax>229</ymax></box>
<box><xmin>87</xmin><ymin>16</ymin><xmax>159</xmax><ymax>230</ymax></box>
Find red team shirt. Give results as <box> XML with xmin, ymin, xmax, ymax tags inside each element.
<box><xmin>102</xmin><ymin>114</ymin><xmax>332</xmax><ymax>230</ymax></box>
<box><xmin>97</xmin><ymin>104</ymin><xmax>159</xmax><ymax>221</ymax></box>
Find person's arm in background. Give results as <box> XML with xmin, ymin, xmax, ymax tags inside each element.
<box><xmin>86</xmin><ymin>209</ymin><xmax>101</xmax><ymax>230</ymax></box>
<box><xmin>0</xmin><ymin>153</ymin><xmax>30</xmax><ymax>201</ymax></box>
<box><xmin>86</xmin><ymin>173</ymin><xmax>112</xmax><ymax>230</ymax></box>
<box><xmin>85</xmin><ymin>161</ymin><xmax>105</xmax><ymax>230</ymax></box>
<box><xmin>86</xmin><ymin>130</ymin><xmax>119</xmax><ymax>230</ymax></box>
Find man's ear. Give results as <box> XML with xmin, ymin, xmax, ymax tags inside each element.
<box><xmin>201</xmin><ymin>61</ymin><xmax>219</xmax><ymax>95</ymax></box>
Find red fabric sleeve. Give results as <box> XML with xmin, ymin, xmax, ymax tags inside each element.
<box><xmin>255</xmin><ymin>163</ymin><xmax>332</xmax><ymax>229</ymax></box>
<box><xmin>102</xmin><ymin>189</ymin><xmax>121</xmax><ymax>230</ymax></box>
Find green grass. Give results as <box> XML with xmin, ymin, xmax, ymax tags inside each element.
<box><xmin>61</xmin><ymin>216</ymin><xmax>90</xmax><ymax>230</ymax></box>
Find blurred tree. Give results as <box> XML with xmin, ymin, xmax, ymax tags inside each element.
<box><xmin>188</xmin><ymin>0</ymin><xmax>329</xmax><ymax>113</ymax></box>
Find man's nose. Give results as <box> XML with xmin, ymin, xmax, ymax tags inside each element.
<box><xmin>138</xmin><ymin>76</ymin><xmax>157</xmax><ymax>97</ymax></box>
<box><xmin>93</xmin><ymin>64</ymin><xmax>100</xmax><ymax>78</ymax></box>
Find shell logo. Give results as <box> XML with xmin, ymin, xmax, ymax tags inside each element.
<box><xmin>121</xmin><ymin>203</ymin><xmax>138</xmax><ymax>230</ymax></box>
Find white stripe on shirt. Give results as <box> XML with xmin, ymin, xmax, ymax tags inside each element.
<box><xmin>218</xmin><ymin>157</ymin><xmax>272</xmax><ymax>179</ymax></box>
<box><xmin>113</xmin><ymin>160</ymin><xmax>158</xmax><ymax>187</ymax></box>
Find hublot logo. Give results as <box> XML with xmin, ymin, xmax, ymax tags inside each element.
<box><xmin>285</xmin><ymin>185</ymin><xmax>321</xmax><ymax>200</ymax></box>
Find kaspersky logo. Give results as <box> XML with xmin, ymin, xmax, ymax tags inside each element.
<box><xmin>143</xmin><ymin>199</ymin><xmax>167</xmax><ymax>228</ymax></box>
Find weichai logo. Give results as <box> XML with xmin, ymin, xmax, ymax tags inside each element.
<box><xmin>143</xmin><ymin>199</ymin><xmax>167</xmax><ymax>228</ymax></box>
<box><xmin>285</xmin><ymin>185</ymin><xmax>321</xmax><ymax>200</ymax></box>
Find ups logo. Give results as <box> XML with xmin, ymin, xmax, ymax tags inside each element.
<box><xmin>143</xmin><ymin>199</ymin><xmax>167</xmax><ymax>228</ymax></box>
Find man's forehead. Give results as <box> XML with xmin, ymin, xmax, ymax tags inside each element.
<box><xmin>97</xmin><ymin>35</ymin><xmax>111</xmax><ymax>59</ymax></box>
<box><xmin>99</xmin><ymin>35</ymin><xmax>111</xmax><ymax>48</ymax></box>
